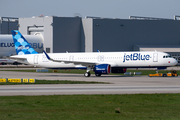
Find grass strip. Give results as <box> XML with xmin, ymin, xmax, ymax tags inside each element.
<box><xmin>0</xmin><ymin>80</ymin><xmax>110</xmax><ymax>85</ymax></box>
<box><xmin>0</xmin><ymin>94</ymin><xmax>180</xmax><ymax>120</ymax></box>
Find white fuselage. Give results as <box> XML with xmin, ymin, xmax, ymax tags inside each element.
<box><xmin>11</xmin><ymin>51</ymin><xmax>177</xmax><ymax>69</ymax></box>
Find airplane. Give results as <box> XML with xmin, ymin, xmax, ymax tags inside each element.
<box><xmin>10</xmin><ymin>30</ymin><xmax>177</xmax><ymax>77</ymax></box>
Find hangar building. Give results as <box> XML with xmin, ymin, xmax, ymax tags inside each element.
<box><xmin>19</xmin><ymin>16</ymin><xmax>180</xmax><ymax>53</ymax></box>
<box><xmin>19</xmin><ymin>16</ymin><xmax>82</xmax><ymax>53</ymax></box>
<box><xmin>18</xmin><ymin>15</ymin><xmax>180</xmax><ymax>64</ymax></box>
<box><xmin>1</xmin><ymin>15</ymin><xmax>180</xmax><ymax>64</ymax></box>
<box><xmin>0</xmin><ymin>17</ymin><xmax>18</xmax><ymax>34</ymax></box>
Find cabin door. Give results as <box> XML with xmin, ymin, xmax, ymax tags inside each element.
<box><xmin>153</xmin><ymin>53</ymin><xmax>158</xmax><ymax>62</ymax></box>
<box><xmin>69</xmin><ymin>56</ymin><xmax>74</xmax><ymax>61</ymax></box>
<box><xmin>34</xmin><ymin>55</ymin><xmax>38</xmax><ymax>64</ymax></box>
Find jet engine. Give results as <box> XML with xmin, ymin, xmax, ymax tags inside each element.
<box><xmin>93</xmin><ymin>64</ymin><xmax>111</xmax><ymax>76</ymax></box>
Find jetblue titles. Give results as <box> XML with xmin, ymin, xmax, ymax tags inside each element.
<box><xmin>123</xmin><ymin>53</ymin><xmax>151</xmax><ymax>63</ymax></box>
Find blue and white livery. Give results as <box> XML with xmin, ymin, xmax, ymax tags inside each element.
<box><xmin>11</xmin><ymin>30</ymin><xmax>38</xmax><ymax>55</ymax></box>
<box><xmin>10</xmin><ymin>30</ymin><xmax>178</xmax><ymax>77</ymax></box>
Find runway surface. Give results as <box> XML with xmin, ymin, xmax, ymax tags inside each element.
<box><xmin>0</xmin><ymin>70</ymin><xmax>180</xmax><ymax>96</ymax></box>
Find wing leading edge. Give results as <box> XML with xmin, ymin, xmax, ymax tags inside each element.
<box><xmin>43</xmin><ymin>50</ymin><xmax>97</xmax><ymax>66</ymax></box>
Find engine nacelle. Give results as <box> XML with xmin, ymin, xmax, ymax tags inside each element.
<box><xmin>111</xmin><ymin>67</ymin><xmax>126</xmax><ymax>73</ymax></box>
<box><xmin>94</xmin><ymin>64</ymin><xmax>111</xmax><ymax>74</ymax></box>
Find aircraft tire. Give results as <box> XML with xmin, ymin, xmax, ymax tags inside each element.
<box><xmin>1</xmin><ymin>62</ymin><xmax>6</xmax><ymax>65</ymax></box>
<box><xmin>84</xmin><ymin>72</ymin><xmax>91</xmax><ymax>77</ymax></box>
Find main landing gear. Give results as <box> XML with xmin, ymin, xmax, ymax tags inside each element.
<box><xmin>84</xmin><ymin>67</ymin><xmax>102</xmax><ymax>77</ymax></box>
<box><xmin>84</xmin><ymin>72</ymin><xmax>102</xmax><ymax>77</ymax></box>
<box><xmin>84</xmin><ymin>67</ymin><xmax>91</xmax><ymax>77</ymax></box>
<box><xmin>84</xmin><ymin>72</ymin><xmax>91</xmax><ymax>77</ymax></box>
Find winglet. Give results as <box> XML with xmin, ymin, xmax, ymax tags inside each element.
<box><xmin>43</xmin><ymin>50</ymin><xmax>52</xmax><ymax>60</ymax></box>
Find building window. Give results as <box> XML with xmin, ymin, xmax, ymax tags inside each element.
<box><xmin>46</xmin><ymin>48</ymin><xmax>50</xmax><ymax>53</ymax></box>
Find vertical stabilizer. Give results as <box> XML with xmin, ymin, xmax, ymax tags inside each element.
<box><xmin>11</xmin><ymin>30</ymin><xmax>38</xmax><ymax>55</ymax></box>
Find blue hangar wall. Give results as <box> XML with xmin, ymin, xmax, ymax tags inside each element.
<box><xmin>19</xmin><ymin>16</ymin><xmax>180</xmax><ymax>54</ymax></box>
<box><xmin>90</xmin><ymin>18</ymin><xmax>180</xmax><ymax>52</ymax></box>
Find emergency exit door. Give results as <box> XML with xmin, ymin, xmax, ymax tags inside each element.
<box><xmin>34</xmin><ymin>55</ymin><xmax>38</xmax><ymax>64</ymax></box>
<box><xmin>153</xmin><ymin>53</ymin><xmax>158</xmax><ymax>62</ymax></box>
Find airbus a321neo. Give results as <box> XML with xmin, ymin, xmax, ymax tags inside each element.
<box><xmin>10</xmin><ymin>30</ymin><xmax>177</xmax><ymax>77</ymax></box>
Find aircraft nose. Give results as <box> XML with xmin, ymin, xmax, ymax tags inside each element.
<box><xmin>173</xmin><ymin>58</ymin><xmax>178</xmax><ymax>65</ymax></box>
<box><xmin>169</xmin><ymin>58</ymin><xmax>178</xmax><ymax>66</ymax></box>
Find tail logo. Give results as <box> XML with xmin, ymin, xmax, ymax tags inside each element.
<box><xmin>12</xmin><ymin>30</ymin><xmax>38</xmax><ymax>55</ymax></box>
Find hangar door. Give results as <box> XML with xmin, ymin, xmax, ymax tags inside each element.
<box><xmin>153</xmin><ymin>53</ymin><xmax>158</xmax><ymax>62</ymax></box>
<box><xmin>28</xmin><ymin>26</ymin><xmax>44</xmax><ymax>35</ymax></box>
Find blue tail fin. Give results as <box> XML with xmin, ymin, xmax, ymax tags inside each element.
<box><xmin>11</xmin><ymin>30</ymin><xmax>38</xmax><ymax>55</ymax></box>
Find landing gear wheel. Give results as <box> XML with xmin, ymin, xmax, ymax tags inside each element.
<box><xmin>84</xmin><ymin>72</ymin><xmax>91</xmax><ymax>77</ymax></box>
<box><xmin>95</xmin><ymin>74</ymin><xmax>101</xmax><ymax>77</ymax></box>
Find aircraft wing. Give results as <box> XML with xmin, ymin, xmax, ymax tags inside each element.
<box><xmin>43</xmin><ymin>50</ymin><xmax>98</xmax><ymax>66</ymax></box>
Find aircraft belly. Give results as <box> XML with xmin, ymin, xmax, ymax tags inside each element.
<box><xmin>119</xmin><ymin>60</ymin><xmax>161</xmax><ymax>67</ymax></box>
<box><xmin>37</xmin><ymin>62</ymin><xmax>77</xmax><ymax>68</ymax></box>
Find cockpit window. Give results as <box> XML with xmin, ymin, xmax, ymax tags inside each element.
<box><xmin>168</xmin><ymin>55</ymin><xmax>172</xmax><ymax>58</ymax></box>
<box><xmin>163</xmin><ymin>55</ymin><xmax>172</xmax><ymax>58</ymax></box>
